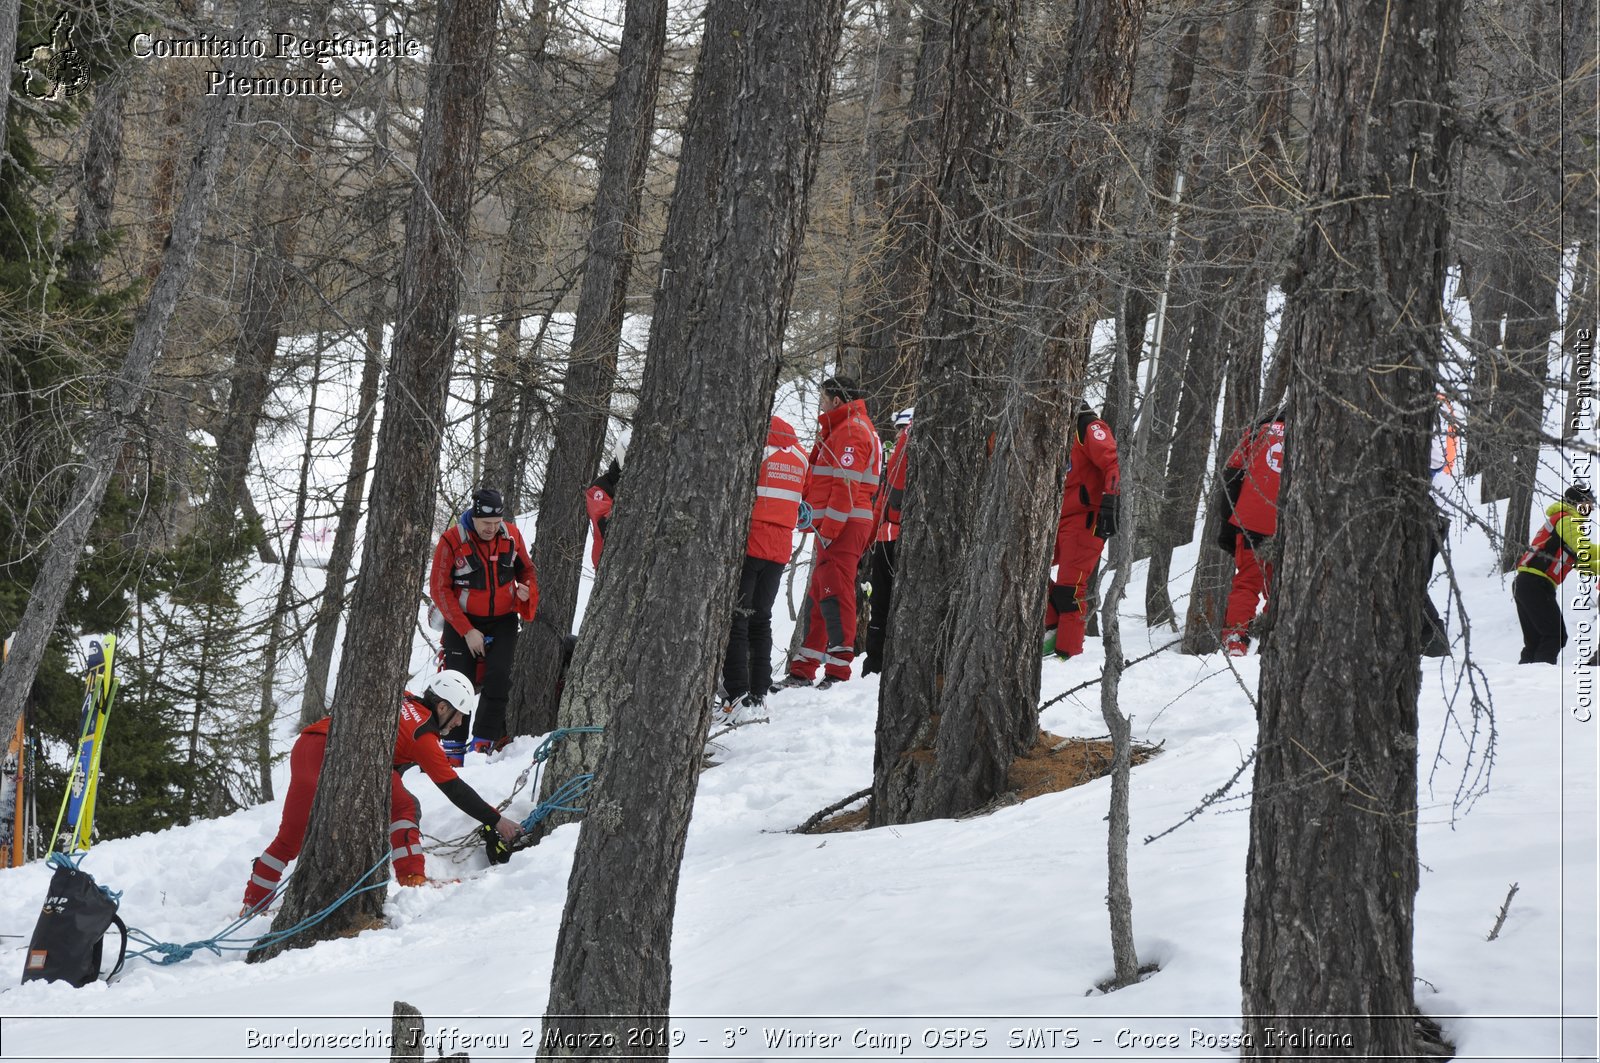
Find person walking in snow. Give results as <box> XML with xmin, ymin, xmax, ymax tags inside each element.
<box><xmin>862</xmin><ymin>408</ymin><xmax>913</xmax><ymax>676</ymax></box>
<box><xmin>716</xmin><ymin>415</ymin><xmax>809</xmax><ymax>720</ymax></box>
<box><xmin>1514</xmin><ymin>483</ymin><xmax>1600</xmax><ymax>665</ymax></box>
<box><xmin>779</xmin><ymin>376</ymin><xmax>882</xmax><ymax>690</ymax></box>
<box><xmin>1043</xmin><ymin>402</ymin><xmax>1121</xmax><ymax>660</ymax></box>
<box><xmin>1216</xmin><ymin>408</ymin><xmax>1285</xmax><ymax>657</ymax></box>
<box><xmin>584</xmin><ymin>458</ymin><xmax>623</xmax><ymax>569</ymax></box>
<box><xmin>240</xmin><ymin>672</ymin><xmax>522</xmax><ymax>914</ymax></box>
<box><xmin>428</xmin><ymin>488</ymin><xmax>537</xmax><ymax>753</ymax></box>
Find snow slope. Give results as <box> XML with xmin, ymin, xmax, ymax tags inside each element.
<box><xmin>1</xmin><ymin>468</ymin><xmax>1596</xmax><ymax>1062</ymax></box>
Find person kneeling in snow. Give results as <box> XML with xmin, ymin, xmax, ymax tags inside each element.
<box><xmin>240</xmin><ymin>671</ymin><xmax>523</xmax><ymax>915</ymax></box>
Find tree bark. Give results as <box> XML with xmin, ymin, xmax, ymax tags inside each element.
<box><xmin>251</xmin><ymin>0</ymin><xmax>500</xmax><ymax>959</ymax></box>
<box><xmin>1240</xmin><ymin>0</ymin><xmax>1461</xmax><ymax>1055</ymax></box>
<box><xmin>869</xmin><ymin>0</ymin><xmax>1026</xmax><ymax>827</ymax></box>
<box><xmin>256</xmin><ymin>340</ymin><xmax>325</xmax><ymax>800</ymax></box>
<box><xmin>877</xmin><ymin>0</ymin><xmax>1146</xmax><ymax>825</ymax></box>
<box><xmin>537</xmin><ymin>0</ymin><xmax>845</xmax><ymax>1049</ymax></box>
<box><xmin>67</xmin><ymin>74</ymin><xmax>127</xmax><ymax>290</ymax></box>
<box><xmin>838</xmin><ymin>4</ymin><xmax>951</xmax><ymax>435</ymax></box>
<box><xmin>509</xmin><ymin>0</ymin><xmax>667</xmax><ymax>741</ymax></box>
<box><xmin>0</xmin><ymin>21</ymin><xmax>253</xmax><ymax>749</ymax></box>
<box><xmin>300</xmin><ymin>314</ymin><xmax>385</xmax><ymax>725</ymax></box>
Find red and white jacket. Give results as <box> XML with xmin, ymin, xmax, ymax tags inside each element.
<box><xmin>1060</xmin><ymin>411</ymin><xmax>1121</xmax><ymax>528</ymax></box>
<box><xmin>428</xmin><ymin>514</ymin><xmax>538</xmax><ymax>636</ymax></box>
<box><xmin>804</xmin><ymin>397</ymin><xmax>882</xmax><ymax>543</ymax></box>
<box><xmin>873</xmin><ymin>423</ymin><xmax>911</xmax><ymax>543</ymax></box>
<box><xmin>748</xmin><ymin>416</ymin><xmax>808</xmax><ymax>563</ymax></box>
<box><xmin>1225</xmin><ymin>418</ymin><xmax>1286</xmax><ymax>537</ymax></box>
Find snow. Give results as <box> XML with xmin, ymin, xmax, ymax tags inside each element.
<box><xmin>2</xmin><ymin>456</ymin><xmax>1597</xmax><ymax>1062</ymax></box>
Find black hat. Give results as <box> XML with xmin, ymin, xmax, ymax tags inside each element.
<box><xmin>821</xmin><ymin>375</ymin><xmax>859</xmax><ymax>403</ymax></box>
<box><xmin>472</xmin><ymin>487</ymin><xmax>505</xmax><ymax>518</ymax></box>
<box><xmin>1566</xmin><ymin>483</ymin><xmax>1596</xmax><ymax>508</ymax></box>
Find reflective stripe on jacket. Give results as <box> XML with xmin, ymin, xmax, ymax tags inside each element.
<box><xmin>749</xmin><ymin>416</ymin><xmax>808</xmax><ymax>563</ymax></box>
<box><xmin>1518</xmin><ymin>501</ymin><xmax>1600</xmax><ymax>586</ymax></box>
<box><xmin>803</xmin><ymin>397</ymin><xmax>882</xmax><ymax>542</ymax></box>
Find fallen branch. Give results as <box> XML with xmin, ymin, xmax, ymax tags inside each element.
<box><xmin>1143</xmin><ymin>745</ymin><xmax>1256</xmax><ymax>845</ymax></box>
<box><xmin>1037</xmin><ymin>638</ymin><xmax>1182</xmax><ymax>714</ymax></box>
<box><xmin>793</xmin><ymin>787</ymin><xmax>871</xmax><ymax>834</ymax></box>
<box><xmin>1485</xmin><ymin>882</ymin><xmax>1519</xmax><ymax>941</ymax></box>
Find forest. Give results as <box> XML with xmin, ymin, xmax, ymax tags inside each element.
<box><xmin>0</xmin><ymin>0</ymin><xmax>1593</xmax><ymax>1058</ymax></box>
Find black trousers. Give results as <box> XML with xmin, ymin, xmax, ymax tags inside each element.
<box><xmin>441</xmin><ymin>612</ymin><xmax>520</xmax><ymax>740</ymax></box>
<box><xmin>722</xmin><ymin>556</ymin><xmax>784</xmax><ymax>701</ymax></box>
<box><xmin>862</xmin><ymin>540</ymin><xmax>896</xmax><ymax>670</ymax></box>
<box><xmin>1514</xmin><ymin>571</ymin><xmax>1567</xmax><ymax>665</ymax></box>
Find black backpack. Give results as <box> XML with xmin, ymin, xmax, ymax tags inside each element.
<box><xmin>21</xmin><ymin>861</ymin><xmax>127</xmax><ymax>987</ymax></box>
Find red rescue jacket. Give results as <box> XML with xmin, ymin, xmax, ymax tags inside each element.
<box><xmin>1060</xmin><ymin>411</ymin><xmax>1121</xmax><ymax>527</ymax></box>
<box><xmin>429</xmin><ymin>514</ymin><xmax>538</xmax><ymax>637</ymax></box>
<box><xmin>804</xmin><ymin>398</ymin><xmax>882</xmax><ymax>543</ymax></box>
<box><xmin>874</xmin><ymin>425</ymin><xmax>911</xmax><ymax>543</ymax></box>
<box><xmin>1225</xmin><ymin>418</ymin><xmax>1285</xmax><ymax>536</ymax></box>
<box><xmin>748</xmin><ymin>416</ymin><xmax>808</xmax><ymax>564</ymax></box>
<box><xmin>303</xmin><ymin>696</ymin><xmax>459</xmax><ymax>786</ymax></box>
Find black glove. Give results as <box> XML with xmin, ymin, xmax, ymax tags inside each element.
<box><xmin>1096</xmin><ymin>494</ymin><xmax>1120</xmax><ymax>540</ymax></box>
<box><xmin>481</xmin><ymin>822</ymin><xmax>513</xmax><ymax>865</ymax></box>
<box><xmin>1215</xmin><ymin>521</ymin><xmax>1240</xmax><ymax>554</ymax></box>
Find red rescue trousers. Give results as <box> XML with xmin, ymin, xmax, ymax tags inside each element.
<box><xmin>241</xmin><ymin>730</ymin><xmax>426</xmax><ymax>911</ymax></box>
<box><xmin>1224</xmin><ymin>536</ymin><xmax>1275</xmax><ymax>640</ymax></box>
<box><xmin>1045</xmin><ymin>518</ymin><xmax>1107</xmax><ymax>658</ymax></box>
<box><xmin>790</xmin><ymin>521</ymin><xmax>874</xmax><ymax>681</ymax></box>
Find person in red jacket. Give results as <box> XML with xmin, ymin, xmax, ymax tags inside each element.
<box><xmin>240</xmin><ymin>671</ymin><xmax>522</xmax><ymax>915</ymax></box>
<box><xmin>1043</xmin><ymin>403</ymin><xmax>1122</xmax><ymax>660</ymax></box>
<box><xmin>862</xmin><ymin>407</ymin><xmax>913</xmax><ymax>676</ymax></box>
<box><xmin>780</xmin><ymin>377</ymin><xmax>883</xmax><ymax>689</ymax></box>
<box><xmin>1216</xmin><ymin>410</ymin><xmax>1286</xmax><ymax>656</ymax></box>
<box><xmin>584</xmin><ymin>459</ymin><xmax>623</xmax><ymax>569</ymax></box>
<box><xmin>428</xmin><ymin>488</ymin><xmax>537</xmax><ymax>752</ymax></box>
<box><xmin>716</xmin><ymin>415</ymin><xmax>809</xmax><ymax>719</ymax></box>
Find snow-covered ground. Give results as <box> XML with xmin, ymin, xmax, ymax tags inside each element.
<box><xmin>1</xmin><ymin>457</ymin><xmax>1596</xmax><ymax>1062</ymax></box>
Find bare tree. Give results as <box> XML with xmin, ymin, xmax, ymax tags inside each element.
<box><xmin>537</xmin><ymin>0</ymin><xmax>846</xmax><ymax>1049</ymax></box>
<box><xmin>509</xmin><ymin>0</ymin><xmax>668</xmax><ymax>740</ymax></box>
<box><xmin>0</xmin><ymin>11</ymin><xmax>255</xmax><ymax>747</ymax></box>
<box><xmin>250</xmin><ymin>0</ymin><xmax>501</xmax><ymax>958</ymax></box>
<box><xmin>1240</xmin><ymin>0</ymin><xmax>1462</xmax><ymax>1056</ymax></box>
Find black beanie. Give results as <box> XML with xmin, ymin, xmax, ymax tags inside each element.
<box><xmin>472</xmin><ymin>488</ymin><xmax>505</xmax><ymax>518</ymax></box>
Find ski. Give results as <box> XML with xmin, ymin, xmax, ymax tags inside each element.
<box><xmin>50</xmin><ymin>635</ymin><xmax>118</xmax><ymax>856</ymax></box>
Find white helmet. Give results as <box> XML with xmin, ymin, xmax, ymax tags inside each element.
<box><xmin>422</xmin><ymin>670</ymin><xmax>479</xmax><ymax>717</ymax></box>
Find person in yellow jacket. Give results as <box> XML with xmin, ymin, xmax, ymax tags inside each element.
<box><xmin>1514</xmin><ymin>484</ymin><xmax>1600</xmax><ymax>664</ymax></box>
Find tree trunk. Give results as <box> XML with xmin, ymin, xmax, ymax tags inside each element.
<box><xmin>0</xmin><ymin>25</ymin><xmax>252</xmax><ymax>748</ymax></box>
<box><xmin>879</xmin><ymin>0</ymin><xmax>1146</xmax><ymax>825</ymax></box>
<box><xmin>537</xmin><ymin>0</ymin><xmax>845</xmax><ymax>1049</ymax></box>
<box><xmin>256</xmin><ymin>340</ymin><xmax>325</xmax><ymax>800</ymax></box>
<box><xmin>1099</xmin><ymin>341</ymin><xmax>1141</xmax><ymax>990</ymax></box>
<box><xmin>67</xmin><ymin>75</ymin><xmax>127</xmax><ymax>290</ymax></box>
<box><xmin>300</xmin><ymin>314</ymin><xmax>385</xmax><ymax>725</ymax></box>
<box><xmin>0</xmin><ymin>1</ymin><xmax>18</xmax><ymax>147</ymax></box>
<box><xmin>251</xmin><ymin>0</ymin><xmax>500</xmax><ymax>959</ymax></box>
<box><xmin>1105</xmin><ymin>11</ymin><xmax>1201</xmax><ymax>437</ymax></box>
<box><xmin>838</xmin><ymin>5</ymin><xmax>951</xmax><ymax>434</ymax></box>
<box><xmin>1241</xmin><ymin>0</ymin><xmax>1461</xmax><ymax>1055</ymax></box>
<box><xmin>509</xmin><ymin>0</ymin><xmax>667</xmax><ymax>741</ymax></box>
<box><xmin>869</xmin><ymin>0</ymin><xmax>1027</xmax><ymax>827</ymax></box>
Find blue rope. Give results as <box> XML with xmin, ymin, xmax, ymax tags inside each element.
<box><xmin>46</xmin><ymin>851</ymin><xmax>122</xmax><ymax>904</ymax></box>
<box><xmin>520</xmin><ymin>773</ymin><xmax>596</xmax><ymax>830</ymax></box>
<box><xmin>80</xmin><ymin>727</ymin><xmax>610</xmax><ymax>970</ymax></box>
<box><xmin>122</xmin><ymin>853</ymin><xmax>392</xmax><ymax>966</ymax></box>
